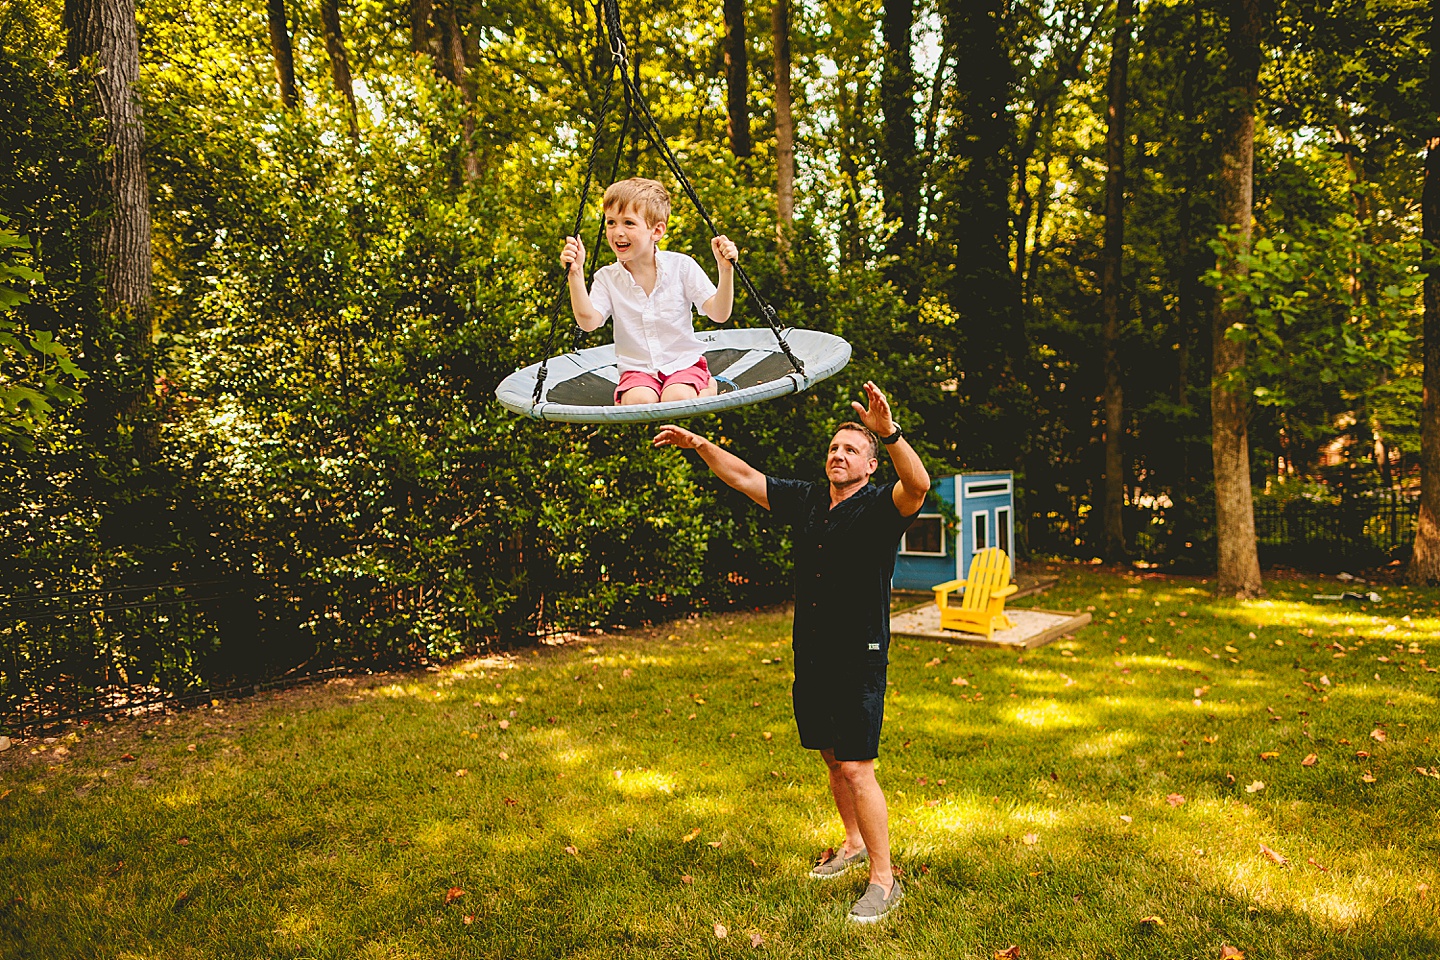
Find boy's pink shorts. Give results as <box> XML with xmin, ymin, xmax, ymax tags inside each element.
<box><xmin>615</xmin><ymin>356</ymin><xmax>711</xmax><ymax>402</ymax></box>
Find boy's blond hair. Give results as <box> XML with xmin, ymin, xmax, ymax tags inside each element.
<box><xmin>603</xmin><ymin>178</ymin><xmax>671</xmax><ymax>227</ymax></box>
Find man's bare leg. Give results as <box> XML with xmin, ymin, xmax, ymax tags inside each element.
<box><xmin>822</xmin><ymin>749</ymin><xmax>866</xmax><ymax>856</ymax></box>
<box><xmin>836</xmin><ymin>759</ymin><xmax>893</xmax><ymax>893</ymax></box>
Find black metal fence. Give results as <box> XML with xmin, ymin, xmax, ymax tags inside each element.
<box><xmin>1253</xmin><ymin>489</ymin><xmax>1418</xmax><ymax>564</ymax></box>
<box><xmin>1026</xmin><ymin>488</ymin><xmax>1419</xmax><ymax>568</ymax></box>
<box><xmin>0</xmin><ymin>579</ymin><xmax>246</xmax><ymax>731</ymax></box>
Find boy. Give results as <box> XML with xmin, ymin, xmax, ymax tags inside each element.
<box><xmin>561</xmin><ymin>177</ymin><xmax>738</xmax><ymax>404</ymax></box>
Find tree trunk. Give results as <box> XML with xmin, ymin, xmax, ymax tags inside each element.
<box><xmin>1100</xmin><ymin>0</ymin><xmax>1135</xmax><ymax>561</ymax></box>
<box><xmin>437</xmin><ymin>0</ymin><xmax>481</xmax><ymax>181</ymax></box>
<box><xmin>1409</xmin><ymin>0</ymin><xmax>1440</xmax><ymax>585</ymax></box>
<box><xmin>773</xmin><ymin>0</ymin><xmax>794</xmax><ymax>253</ymax></box>
<box><xmin>723</xmin><ymin>0</ymin><xmax>751</xmax><ymax>157</ymax></box>
<box><xmin>64</xmin><ymin>0</ymin><xmax>154</xmax><ymax>457</ymax></box>
<box><xmin>265</xmin><ymin>0</ymin><xmax>299</xmax><ymax>111</ymax></box>
<box><xmin>319</xmin><ymin>0</ymin><xmax>360</xmax><ymax>140</ymax></box>
<box><xmin>1210</xmin><ymin>0</ymin><xmax>1266</xmax><ymax>598</ymax></box>
<box><xmin>410</xmin><ymin>0</ymin><xmax>434</xmax><ymax>55</ymax></box>
<box><xmin>880</xmin><ymin>0</ymin><xmax>918</xmax><ymax>297</ymax></box>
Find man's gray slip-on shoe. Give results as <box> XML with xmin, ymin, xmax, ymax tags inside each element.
<box><xmin>809</xmin><ymin>845</ymin><xmax>867</xmax><ymax>879</ymax></box>
<box><xmin>848</xmin><ymin>878</ymin><xmax>903</xmax><ymax>923</ymax></box>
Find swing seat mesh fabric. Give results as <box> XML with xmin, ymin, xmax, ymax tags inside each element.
<box><xmin>495</xmin><ymin>328</ymin><xmax>851</xmax><ymax>423</ymax></box>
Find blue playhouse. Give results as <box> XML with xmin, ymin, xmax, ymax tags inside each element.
<box><xmin>892</xmin><ymin>472</ymin><xmax>1016</xmax><ymax>591</ymax></box>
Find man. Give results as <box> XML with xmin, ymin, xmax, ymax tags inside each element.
<box><xmin>653</xmin><ymin>380</ymin><xmax>929</xmax><ymax>923</ymax></box>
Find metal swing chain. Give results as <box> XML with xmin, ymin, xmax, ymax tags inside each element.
<box><xmin>601</xmin><ymin>0</ymin><xmax>804</xmax><ymax>376</ymax></box>
<box><xmin>532</xmin><ymin>64</ymin><xmax>623</xmax><ymax>405</ymax></box>
<box><xmin>535</xmin><ymin>0</ymin><xmax>803</xmax><ymax>407</ymax></box>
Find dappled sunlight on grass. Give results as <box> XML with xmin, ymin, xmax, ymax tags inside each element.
<box><xmin>1006</xmin><ymin>700</ymin><xmax>1092</xmax><ymax>729</ymax></box>
<box><xmin>609</xmin><ymin>768</ymin><xmax>678</xmax><ymax>798</ymax></box>
<box><xmin>8</xmin><ymin>568</ymin><xmax>1440</xmax><ymax>957</ymax></box>
<box><xmin>1071</xmin><ymin>728</ymin><xmax>1143</xmax><ymax>758</ymax></box>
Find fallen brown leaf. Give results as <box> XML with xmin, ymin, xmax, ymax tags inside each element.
<box><xmin>1356</xmin><ymin>750</ymin><xmax>1371</xmax><ymax>759</ymax></box>
<box><xmin>1371</xmin><ymin>728</ymin><xmax>1387</xmax><ymax>743</ymax></box>
<box><xmin>1361</xmin><ymin>772</ymin><xmax>1377</xmax><ymax>783</ymax></box>
<box><xmin>1301</xmin><ymin>754</ymin><xmax>1318</xmax><ymax>767</ymax></box>
<box><xmin>1021</xmin><ymin>833</ymin><xmax>1039</xmax><ymax>846</ymax></box>
<box><xmin>714</xmin><ymin>921</ymin><xmax>728</xmax><ymax>939</ymax></box>
<box><xmin>463</xmin><ymin>914</ymin><xmax>474</xmax><ymax>925</ymax></box>
<box><xmin>455</xmin><ymin>769</ymin><xmax>467</xmax><ymax>777</ymax></box>
<box><xmin>1138</xmin><ymin>915</ymin><xmax>1165</xmax><ymax>925</ymax></box>
<box><xmin>1306</xmin><ymin>857</ymin><xmax>1328</xmax><ymax>872</ymax></box>
<box><xmin>1245</xmin><ymin>780</ymin><xmax>1265</xmax><ymax>793</ymax></box>
<box><xmin>1165</xmin><ymin>793</ymin><xmax>1186</xmax><ymax>807</ymax></box>
<box><xmin>681</xmin><ymin>827</ymin><xmax>702</xmax><ymax>843</ymax></box>
<box><xmin>994</xmin><ymin>947</ymin><xmax>1021</xmax><ymax>960</ymax></box>
<box><xmin>445</xmin><ymin>887</ymin><xmax>465</xmax><ymax>905</ymax></box>
<box><xmin>680</xmin><ymin>874</ymin><xmax>693</xmax><ymax>885</ymax></box>
<box><xmin>1259</xmin><ymin>751</ymin><xmax>1280</xmax><ymax>760</ymax></box>
<box><xmin>503</xmin><ymin>797</ymin><xmax>518</xmax><ymax>806</ymax></box>
<box><xmin>1120</xmin><ymin>815</ymin><xmax>1133</xmax><ymax>824</ymax></box>
<box><xmin>750</xmin><ymin>931</ymin><xmax>764</xmax><ymax>947</ymax></box>
<box><xmin>1259</xmin><ymin>843</ymin><xmax>1289</xmax><ymax>867</ymax></box>
<box><xmin>119</xmin><ymin>754</ymin><xmax>136</xmax><ymax>763</ymax></box>
<box><xmin>1220</xmin><ymin>947</ymin><xmax>1246</xmax><ymax>960</ymax></box>
<box><xmin>707</xmin><ymin>840</ymin><xmax>722</xmax><ymax>848</ymax></box>
<box><xmin>564</xmin><ymin>845</ymin><xmax>579</xmax><ymax>858</ymax></box>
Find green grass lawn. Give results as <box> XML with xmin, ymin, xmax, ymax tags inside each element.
<box><xmin>5</xmin><ymin>564</ymin><xmax>1440</xmax><ymax>958</ymax></box>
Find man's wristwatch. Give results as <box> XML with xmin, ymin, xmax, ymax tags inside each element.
<box><xmin>880</xmin><ymin>425</ymin><xmax>903</xmax><ymax>445</ymax></box>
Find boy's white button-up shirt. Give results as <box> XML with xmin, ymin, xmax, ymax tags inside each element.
<box><xmin>589</xmin><ymin>250</ymin><xmax>718</xmax><ymax>375</ymax></box>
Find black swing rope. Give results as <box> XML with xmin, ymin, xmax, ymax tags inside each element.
<box><xmin>531</xmin><ymin>0</ymin><xmax>803</xmax><ymax>406</ymax></box>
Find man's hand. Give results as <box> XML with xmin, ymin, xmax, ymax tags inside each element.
<box><xmin>561</xmin><ymin>235</ymin><xmax>586</xmax><ymax>277</ymax></box>
<box><xmin>653</xmin><ymin>424</ymin><xmax>706</xmax><ymax>450</ymax></box>
<box><xmin>711</xmin><ymin>235</ymin><xmax>738</xmax><ymax>272</ymax></box>
<box><xmin>850</xmin><ymin>381</ymin><xmax>896</xmax><ymax>438</ymax></box>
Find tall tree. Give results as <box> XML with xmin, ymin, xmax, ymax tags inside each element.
<box><xmin>436</xmin><ymin>0</ymin><xmax>480</xmax><ymax>181</ymax></box>
<box><xmin>64</xmin><ymin>0</ymin><xmax>154</xmax><ymax>456</ymax></box>
<box><xmin>880</xmin><ymin>0</ymin><xmax>919</xmax><ymax>296</ymax></box>
<box><xmin>1410</xmin><ymin>0</ymin><xmax>1440</xmax><ymax>586</ymax></box>
<box><xmin>265</xmin><ymin>0</ymin><xmax>299</xmax><ymax>111</ymax></box>
<box><xmin>320</xmin><ymin>0</ymin><xmax>360</xmax><ymax>140</ymax></box>
<box><xmin>410</xmin><ymin>0</ymin><xmax>434</xmax><ymax>55</ymax></box>
<box><xmin>1100</xmin><ymin>0</ymin><xmax>1135</xmax><ymax>560</ymax></box>
<box><xmin>1210</xmin><ymin>0</ymin><xmax>1266</xmax><ymax>597</ymax></box>
<box><xmin>773</xmin><ymin>0</ymin><xmax>795</xmax><ymax>251</ymax></box>
<box><xmin>723</xmin><ymin>0</ymin><xmax>751</xmax><ymax>156</ymax></box>
<box><xmin>928</xmin><ymin>0</ymin><xmax>1025</xmax><ymax>465</ymax></box>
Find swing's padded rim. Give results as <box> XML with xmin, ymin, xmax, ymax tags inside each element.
<box><xmin>494</xmin><ymin>328</ymin><xmax>852</xmax><ymax>423</ymax></box>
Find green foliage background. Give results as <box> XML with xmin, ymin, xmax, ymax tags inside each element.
<box><xmin>0</xmin><ymin>0</ymin><xmax>1432</xmax><ymax>708</ymax></box>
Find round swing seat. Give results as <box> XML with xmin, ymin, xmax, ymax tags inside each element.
<box><xmin>495</xmin><ymin>328</ymin><xmax>851</xmax><ymax>423</ymax></box>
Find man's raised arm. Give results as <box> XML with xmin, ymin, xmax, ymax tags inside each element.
<box><xmin>852</xmin><ymin>381</ymin><xmax>930</xmax><ymax>516</ymax></box>
<box><xmin>653</xmin><ymin>424</ymin><xmax>769</xmax><ymax>509</ymax></box>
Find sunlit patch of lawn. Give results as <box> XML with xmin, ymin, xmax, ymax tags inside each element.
<box><xmin>3</xmin><ymin>565</ymin><xmax>1440</xmax><ymax>957</ymax></box>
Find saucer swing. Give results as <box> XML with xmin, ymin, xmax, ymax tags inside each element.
<box><xmin>493</xmin><ymin>0</ymin><xmax>850</xmax><ymax>424</ymax></box>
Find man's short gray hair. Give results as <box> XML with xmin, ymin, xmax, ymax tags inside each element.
<box><xmin>834</xmin><ymin>421</ymin><xmax>878</xmax><ymax>460</ymax></box>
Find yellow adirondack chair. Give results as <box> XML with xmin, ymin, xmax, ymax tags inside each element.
<box><xmin>932</xmin><ymin>548</ymin><xmax>1018</xmax><ymax>639</ymax></box>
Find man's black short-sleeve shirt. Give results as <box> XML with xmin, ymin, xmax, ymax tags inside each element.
<box><xmin>766</xmin><ymin>477</ymin><xmax>918</xmax><ymax>666</ymax></box>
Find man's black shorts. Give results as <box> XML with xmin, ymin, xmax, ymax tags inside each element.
<box><xmin>792</xmin><ymin>659</ymin><xmax>888</xmax><ymax>762</ymax></box>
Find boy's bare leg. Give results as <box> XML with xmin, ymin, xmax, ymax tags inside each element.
<box><xmin>698</xmin><ymin>378</ymin><xmax>718</xmax><ymax>398</ymax></box>
<box><xmin>619</xmin><ymin>387</ymin><xmax>661</xmax><ymax>405</ymax></box>
<box><xmin>659</xmin><ymin>383</ymin><xmax>700</xmax><ymax>403</ymax></box>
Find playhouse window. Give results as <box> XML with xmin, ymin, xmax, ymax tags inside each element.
<box><xmin>972</xmin><ymin>510</ymin><xmax>989</xmax><ymax>552</ymax></box>
<box><xmin>997</xmin><ymin>507</ymin><xmax>1011</xmax><ymax>555</ymax></box>
<box><xmin>900</xmin><ymin>514</ymin><xmax>945</xmax><ymax>556</ymax></box>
